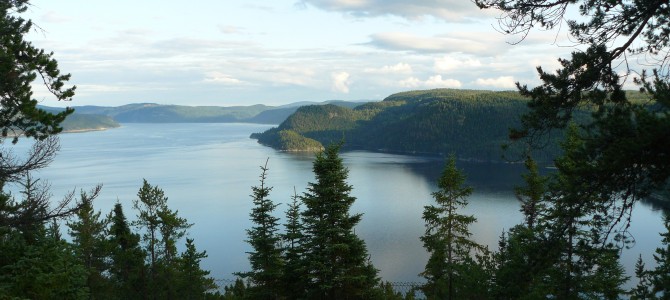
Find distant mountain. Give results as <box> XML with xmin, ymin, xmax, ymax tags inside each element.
<box><xmin>52</xmin><ymin>101</ymin><xmax>365</xmax><ymax>124</ymax></box>
<box><xmin>251</xmin><ymin>89</ymin><xmax>572</xmax><ymax>162</ymax></box>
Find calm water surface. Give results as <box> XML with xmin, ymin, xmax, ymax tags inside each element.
<box><xmin>7</xmin><ymin>123</ymin><xmax>666</xmax><ymax>284</ymax></box>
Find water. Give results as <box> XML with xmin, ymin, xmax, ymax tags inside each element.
<box><xmin>3</xmin><ymin>123</ymin><xmax>666</xmax><ymax>284</ymax></box>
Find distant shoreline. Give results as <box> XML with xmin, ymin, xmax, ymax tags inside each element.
<box><xmin>61</xmin><ymin>126</ymin><xmax>119</xmax><ymax>134</ymax></box>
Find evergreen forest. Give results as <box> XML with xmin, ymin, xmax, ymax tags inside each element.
<box><xmin>2</xmin><ymin>0</ymin><xmax>670</xmax><ymax>299</ymax></box>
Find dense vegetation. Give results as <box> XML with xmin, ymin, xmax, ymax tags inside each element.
<box><xmin>3</xmin><ymin>0</ymin><xmax>670</xmax><ymax>298</ymax></box>
<box><xmin>253</xmin><ymin>89</ymin><xmax>573</xmax><ymax>162</ymax></box>
<box><xmin>60</xmin><ymin>114</ymin><xmax>120</xmax><ymax>132</ymax></box>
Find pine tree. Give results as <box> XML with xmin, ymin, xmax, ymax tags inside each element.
<box><xmin>67</xmin><ymin>185</ymin><xmax>111</xmax><ymax>299</ymax></box>
<box><xmin>630</xmin><ymin>255</ymin><xmax>654</xmax><ymax>300</ymax></box>
<box><xmin>132</xmin><ymin>180</ymin><xmax>191</xmax><ymax>299</ymax></box>
<box><xmin>300</xmin><ymin>143</ymin><xmax>379</xmax><ymax>299</ymax></box>
<box><xmin>652</xmin><ymin>214</ymin><xmax>670</xmax><ymax>298</ymax></box>
<box><xmin>281</xmin><ymin>187</ymin><xmax>307</xmax><ymax>299</ymax></box>
<box><xmin>176</xmin><ymin>238</ymin><xmax>216</xmax><ymax>300</ymax></box>
<box><xmin>107</xmin><ymin>202</ymin><xmax>147</xmax><ymax>299</ymax></box>
<box><xmin>241</xmin><ymin>159</ymin><xmax>284</xmax><ymax>299</ymax></box>
<box><xmin>419</xmin><ymin>155</ymin><xmax>484</xmax><ymax>300</ymax></box>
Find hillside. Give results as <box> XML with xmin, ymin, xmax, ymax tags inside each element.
<box><xmin>251</xmin><ymin>89</ymin><xmax>566</xmax><ymax>162</ymax></box>
<box><xmin>61</xmin><ymin>114</ymin><xmax>120</xmax><ymax>132</ymax></box>
<box><xmin>65</xmin><ymin>101</ymin><xmax>365</xmax><ymax>124</ymax></box>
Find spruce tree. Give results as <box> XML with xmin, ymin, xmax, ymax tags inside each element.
<box><xmin>132</xmin><ymin>180</ymin><xmax>191</xmax><ymax>299</ymax></box>
<box><xmin>176</xmin><ymin>238</ymin><xmax>216</xmax><ymax>300</ymax></box>
<box><xmin>241</xmin><ymin>159</ymin><xmax>284</xmax><ymax>299</ymax></box>
<box><xmin>652</xmin><ymin>214</ymin><xmax>670</xmax><ymax>298</ymax></box>
<box><xmin>281</xmin><ymin>187</ymin><xmax>307</xmax><ymax>298</ymax></box>
<box><xmin>67</xmin><ymin>186</ymin><xmax>111</xmax><ymax>299</ymax></box>
<box><xmin>419</xmin><ymin>155</ymin><xmax>484</xmax><ymax>299</ymax></box>
<box><xmin>107</xmin><ymin>202</ymin><xmax>147</xmax><ymax>300</ymax></box>
<box><xmin>300</xmin><ymin>143</ymin><xmax>379</xmax><ymax>299</ymax></box>
<box><xmin>630</xmin><ymin>255</ymin><xmax>654</xmax><ymax>300</ymax></box>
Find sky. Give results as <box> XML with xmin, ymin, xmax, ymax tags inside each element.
<box><xmin>23</xmin><ymin>0</ymin><xmax>575</xmax><ymax>107</ymax></box>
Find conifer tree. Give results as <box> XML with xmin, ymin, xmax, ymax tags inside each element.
<box><xmin>67</xmin><ymin>185</ymin><xmax>111</xmax><ymax>299</ymax></box>
<box><xmin>281</xmin><ymin>187</ymin><xmax>307</xmax><ymax>298</ymax></box>
<box><xmin>176</xmin><ymin>238</ymin><xmax>216</xmax><ymax>300</ymax></box>
<box><xmin>241</xmin><ymin>159</ymin><xmax>284</xmax><ymax>299</ymax></box>
<box><xmin>300</xmin><ymin>143</ymin><xmax>379</xmax><ymax>299</ymax></box>
<box><xmin>133</xmin><ymin>180</ymin><xmax>191</xmax><ymax>299</ymax></box>
<box><xmin>419</xmin><ymin>155</ymin><xmax>484</xmax><ymax>299</ymax></box>
<box><xmin>630</xmin><ymin>255</ymin><xmax>654</xmax><ymax>300</ymax></box>
<box><xmin>107</xmin><ymin>202</ymin><xmax>146</xmax><ymax>300</ymax></box>
<box><xmin>652</xmin><ymin>214</ymin><xmax>670</xmax><ymax>298</ymax></box>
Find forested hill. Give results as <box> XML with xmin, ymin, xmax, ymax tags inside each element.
<box><xmin>67</xmin><ymin>100</ymin><xmax>365</xmax><ymax>124</ymax></box>
<box><xmin>251</xmin><ymin>89</ymin><xmax>565</xmax><ymax>162</ymax></box>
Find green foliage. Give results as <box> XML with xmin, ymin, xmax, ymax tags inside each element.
<box><xmin>0</xmin><ymin>223</ymin><xmax>89</xmax><ymax>300</ymax></box>
<box><xmin>61</xmin><ymin>113</ymin><xmax>120</xmax><ymax>132</ymax></box>
<box><xmin>107</xmin><ymin>202</ymin><xmax>147</xmax><ymax>300</ymax></box>
<box><xmin>300</xmin><ymin>143</ymin><xmax>379</xmax><ymax>299</ymax></box>
<box><xmin>652</xmin><ymin>215</ymin><xmax>670</xmax><ymax>298</ymax></box>
<box><xmin>253</xmin><ymin>89</ymin><xmax>576</xmax><ymax>161</ymax></box>
<box><xmin>67</xmin><ymin>186</ymin><xmax>112</xmax><ymax>299</ymax></box>
<box><xmin>239</xmin><ymin>160</ymin><xmax>284</xmax><ymax>299</ymax></box>
<box><xmin>419</xmin><ymin>155</ymin><xmax>488</xmax><ymax>299</ymax></box>
<box><xmin>281</xmin><ymin>188</ymin><xmax>308</xmax><ymax>298</ymax></box>
<box><xmin>176</xmin><ymin>238</ymin><xmax>217</xmax><ymax>300</ymax></box>
<box><xmin>630</xmin><ymin>255</ymin><xmax>655</xmax><ymax>300</ymax></box>
<box><xmin>132</xmin><ymin>179</ymin><xmax>193</xmax><ymax>299</ymax></box>
<box><xmin>0</xmin><ymin>0</ymin><xmax>75</xmax><ymax>144</ymax></box>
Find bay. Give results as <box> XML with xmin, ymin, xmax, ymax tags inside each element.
<box><xmin>5</xmin><ymin>123</ymin><xmax>666</xmax><ymax>285</ymax></box>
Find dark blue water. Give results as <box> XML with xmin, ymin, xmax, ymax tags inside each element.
<box><xmin>3</xmin><ymin>123</ymin><xmax>665</xmax><ymax>284</ymax></box>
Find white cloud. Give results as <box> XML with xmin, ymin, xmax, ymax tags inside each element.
<box><xmin>475</xmin><ymin>76</ymin><xmax>516</xmax><ymax>88</ymax></box>
<box><xmin>204</xmin><ymin>71</ymin><xmax>246</xmax><ymax>85</ymax></box>
<box><xmin>425</xmin><ymin>75</ymin><xmax>462</xmax><ymax>88</ymax></box>
<box><xmin>218</xmin><ymin>25</ymin><xmax>246</xmax><ymax>34</ymax></box>
<box><xmin>299</xmin><ymin>0</ymin><xmax>482</xmax><ymax>21</ymax></box>
<box><xmin>368</xmin><ymin>32</ymin><xmax>501</xmax><ymax>55</ymax></box>
<box><xmin>364</xmin><ymin>63</ymin><xmax>413</xmax><ymax>74</ymax></box>
<box><xmin>434</xmin><ymin>56</ymin><xmax>482</xmax><ymax>72</ymax></box>
<box><xmin>398</xmin><ymin>75</ymin><xmax>461</xmax><ymax>88</ymax></box>
<box><xmin>399</xmin><ymin>77</ymin><xmax>421</xmax><ymax>88</ymax></box>
<box><xmin>331</xmin><ymin>71</ymin><xmax>351</xmax><ymax>93</ymax></box>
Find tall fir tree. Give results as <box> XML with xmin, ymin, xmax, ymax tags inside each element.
<box><xmin>300</xmin><ymin>143</ymin><xmax>379</xmax><ymax>299</ymax></box>
<box><xmin>652</xmin><ymin>214</ymin><xmax>670</xmax><ymax>298</ymax></box>
<box><xmin>630</xmin><ymin>255</ymin><xmax>654</xmax><ymax>300</ymax></box>
<box><xmin>419</xmin><ymin>155</ymin><xmax>486</xmax><ymax>300</ymax></box>
<box><xmin>281</xmin><ymin>187</ymin><xmax>307</xmax><ymax>299</ymax></box>
<box><xmin>67</xmin><ymin>186</ymin><xmax>112</xmax><ymax>299</ymax></box>
<box><xmin>176</xmin><ymin>238</ymin><xmax>216</xmax><ymax>300</ymax></box>
<box><xmin>107</xmin><ymin>202</ymin><xmax>147</xmax><ymax>300</ymax></box>
<box><xmin>241</xmin><ymin>159</ymin><xmax>284</xmax><ymax>299</ymax></box>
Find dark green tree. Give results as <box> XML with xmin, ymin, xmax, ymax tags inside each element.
<box><xmin>132</xmin><ymin>179</ymin><xmax>191</xmax><ymax>299</ymax></box>
<box><xmin>474</xmin><ymin>0</ymin><xmax>670</xmax><ymax>241</ymax></box>
<box><xmin>419</xmin><ymin>155</ymin><xmax>486</xmax><ymax>300</ymax></box>
<box><xmin>176</xmin><ymin>238</ymin><xmax>217</xmax><ymax>300</ymax></box>
<box><xmin>300</xmin><ymin>143</ymin><xmax>379</xmax><ymax>299</ymax></box>
<box><xmin>493</xmin><ymin>156</ymin><xmax>552</xmax><ymax>299</ymax></box>
<box><xmin>651</xmin><ymin>214</ymin><xmax>670</xmax><ymax>298</ymax></box>
<box><xmin>281</xmin><ymin>187</ymin><xmax>307</xmax><ymax>299</ymax></box>
<box><xmin>67</xmin><ymin>185</ymin><xmax>112</xmax><ymax>299</ymax></box>
<box><xmin>0</xmin><ymin>216</ymin><xmax>88</xmax><ymax>299</ymax></box>
<box><xmin>0</xmin><ymin>0</ymin><xmax>75</xmax><ymax>145</ymax></box>
<box><xmin>240</xmin><ymin>159</ymin><xmax>284</xmax><ymax>299</ymax></box>
<box><xmin>107</xmin><ymin>202</ymin><xmax>147</xmax><ymax>300</ymax></box>
<box><xmin>630</xmin><ymin>255</ymin><xmax>655</xmax><ymax>300</ymax></box>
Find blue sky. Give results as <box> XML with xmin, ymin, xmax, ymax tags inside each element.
<box><xmin>25</xmin><ymin>0</ymin><xmax>573</xmax><ymax>107</ymax></box>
